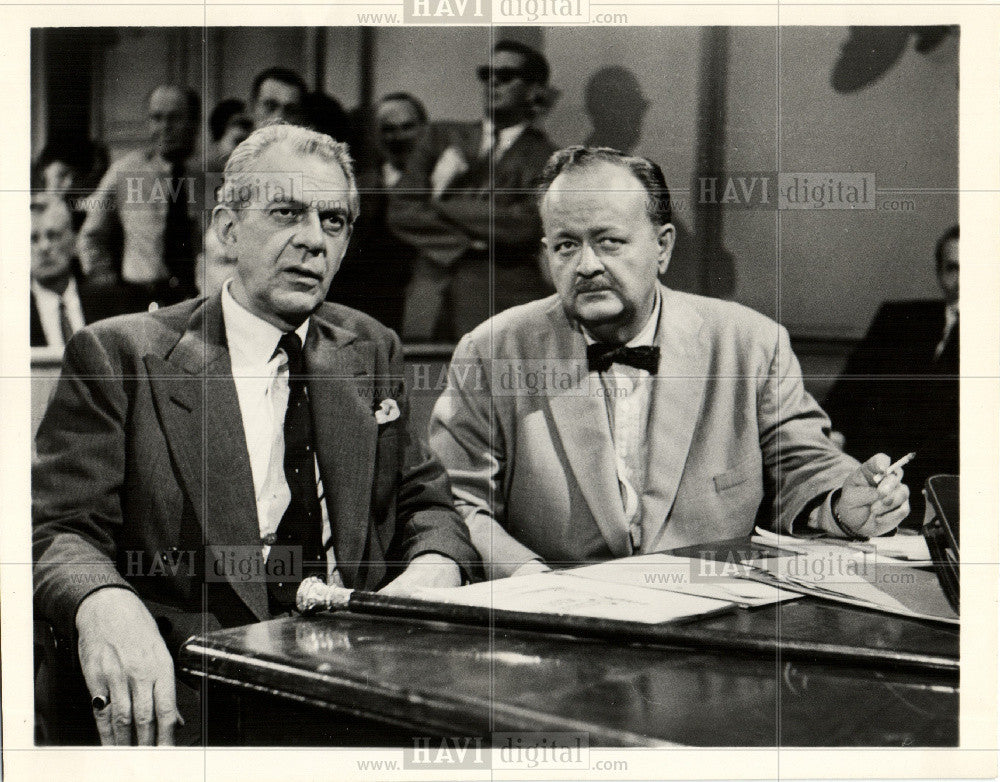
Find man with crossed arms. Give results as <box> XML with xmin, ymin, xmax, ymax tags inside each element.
<box><xmin>430</xmin><ymin>146</ymin><xmax>910</xmax><ymax>579</ymax></box>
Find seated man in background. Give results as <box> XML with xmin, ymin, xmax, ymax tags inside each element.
<box><xmin>430</xmin><ymin>146</ymin><xmax>910</xmax><ymax>579</ymax></box>
<box><xmin>31</xmin><ymin>197</ymin><xmax>120</xmax><ymax>347</ymax></box>
<box><xmin>825</xmin><ymin>225</ymin><xmax>959</xmax><ymax>516</ymax></box>
<box><xmin>329</xmin><ymin>92</ymin><xmax>429</xmax><ymax>331</ymax></box>
<box><xmin>33</xmin><ymin>125</ymin><xmax>480</xmax><ymax>745</ymax></box>
<box><xmin>78</xmin><ymin>84</ymin><xmax>203</xmax><ymax>313</ymax></box>
<box><xmin>388</xmin><ymin>40</ymin><xmax>556</xmax><ymax>341</ymax></box>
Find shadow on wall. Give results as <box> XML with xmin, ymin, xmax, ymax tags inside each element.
<box><xmin>831</xmin><ymin>26</ymin><xmax>957</xmax><ymax>93</ymax></box>
<box><xmin>578</xmin><ymin>65</ymin><xmax>736</xmax><ymax>299</ymax></box>
<box><xmin>583</xmin><ymin>66</ymin><xmax>649</xmax><ymax>153</ymax></box>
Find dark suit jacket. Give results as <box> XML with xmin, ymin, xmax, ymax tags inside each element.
<box><xmin>33</xmin><ymin>294</ymin><xmax>480</xmax><ymax>655</ymax></box>
<box><xmin>387</xmin><ymin>121</ymin><xmax>556</xmax><ymax>339</ymax></box>
<box><xmin>327</xmin><ymin>164</ymin><xmax>414</xmax><ymax>332</ymax></box>
<box><xmin>30</xmin><ymin>273</ymin><xmax>124</xmax><ymax>347</ymax></box>
<box><xmin>824</xmin><ymin>300</ymin><xmax>958</xmax><ymax>496</ymax></box>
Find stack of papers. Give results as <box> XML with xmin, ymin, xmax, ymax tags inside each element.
<box><xmin>559</xmin><ymin>554</ymin><xmax>797</xmax><ymax>608</ymax></box>
<box><xmin>413</xmin><ymin>553</ymin><xmax>800</xmax><ymax>625</ymax></box>
<box><xmin>414</xmin><ymin>571</ymin><xmax>733</xmax><ymax>624</ymax></box>
<box><xmin>745</xmin><ymin>528</ymin><xmax>955</xmax><ymax>624</ymax></box>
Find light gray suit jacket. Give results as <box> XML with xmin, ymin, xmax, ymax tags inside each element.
<box><xmin>429</xmin><ymin>286</ymin><xmax>858</xmax><ymax>578</ymax></box>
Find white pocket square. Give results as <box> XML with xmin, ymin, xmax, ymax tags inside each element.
<box><xmin>374</xmin><ymin>398</ymin><xmax>401</xmax><ymax>425</ymax></box>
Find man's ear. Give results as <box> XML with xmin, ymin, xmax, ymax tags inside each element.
<box><xmin>212</xmin><ymin>205</ymin><xmax>239</xmax><ymax>253</ymax></box>
<box><xmin>656</xmin><ymin>223</ymin><xmax>676</xmax><ymax>276</ymax></box>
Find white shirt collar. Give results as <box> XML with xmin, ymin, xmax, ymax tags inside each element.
<box><xmin>221</xmin><ymin>280</ymin><xmax>310</xmax><ymax>367</ymax></box>
<box><xmin>31</xmin><ymin>275</ymin><xmax>78</xmax><ymax>306</ymax></box>
<box><xmin>582</xmin><ymin>289</ymin><xmax>662</xmax><ymax>347</ymax></box>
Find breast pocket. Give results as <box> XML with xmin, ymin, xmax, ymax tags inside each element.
<box><xmin>713</xmin><ymin>456</ymin><xmax>760</xmax><ymax>494</ymax></box>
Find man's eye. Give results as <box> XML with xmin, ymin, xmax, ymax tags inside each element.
<box><xmin>322</xmin><ymin>215</ymin><xmax>346</xmax><ymax>233</ymax></box>
<box><xmin>553</xmin><ymin>241</ymin><xmax>578</xmax><ymax>254</ymax></box>
<box><xmin>598</xmin><ymin>237</ymin><xmax>624</xmax><ymax>250</ymax></box>
<box><xmin>270</xmin><ymin>207</ymin><xmax>298</xmax><ymax>220</ymax></box>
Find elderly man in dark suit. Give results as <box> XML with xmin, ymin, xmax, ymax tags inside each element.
<box><xmin>430</xmin><ymin>147</ymin><xmax>911</xmax><ymax>579</ymax></box>
<box><xmin>388</xmin><ymin>40</ymin><xmax>557</xmax><ymax>341</ymax></box>
<box><xmin>33</xmin><ymin>124</ymin><xmax>480</xmax><ymax>746</ymax></box>
<box><xmin>824</xmin><ymin>225</ymin><xmax>959</xmax><ymax>515</ymax></box>
<box><xmin>30</xmin><ymin>197</ymin><xmax>119</xmax><ymax>347</ymax></box>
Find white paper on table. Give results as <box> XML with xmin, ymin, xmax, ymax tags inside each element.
<box><xmin>557</xmin><ymin>554</ymin><xmax>799</xmax><ymax>607</ymax></box>
<box><xmin>751</xmin><ymin>526</ymin><xmax>931</xmax><ymax>565</ymax></box>
<box><xmin>739</xmin><ymin>552</ymin><xmax>964</xmax><ymax>626</ymax></box>
<box><xmin>412</xmin><ymin>570</ymin><xmax>732</xmax><ymax>624</ymax></box>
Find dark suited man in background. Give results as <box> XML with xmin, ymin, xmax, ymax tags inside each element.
<box><xmin>33</xmin><ymin>124</ymin><xmax>479</xmax><ymax>745</ymax></box>
<box><xmin>31</xmin><ymin>197</ymin><xmax>119</xmax><ymax>347</ymax></box>
<box><xmin>825</xmin><ymin>225</ymin><xmax>959</xmax><ymax>516</ymax></box>
<box><xmin>250</xmin><ymin>67</ymin><xmax>307</xmax><ymax>129</ymax></box>
<box><xmin>78</xmin><ymin>85</ymin><xmax>202</xmax><ymax>313</ymax></box>
<box><xmin>330</xmin><ymin>92</ymin><xmax>428</xmax><ymax>331</ymax></box>
<box><xmin>430</xmin><ymin>146</ymin><xmax>910</xmax><ymax>578</ymax></box>
<box><xmin>388</xmin><ymin>40</ymin><xmax>557</xmax><ymax>341</ymax></box>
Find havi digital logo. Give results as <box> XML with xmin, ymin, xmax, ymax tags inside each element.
<box><xmin>404</xmin><ymin>0</ymin><xmax>490</xmax><ymax>22</ymax></box>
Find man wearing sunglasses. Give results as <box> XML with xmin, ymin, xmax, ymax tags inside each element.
<box><xmin>388</xmin><ymin>39</ymin><xmax>556</xmax><ymax>341</ymax></box>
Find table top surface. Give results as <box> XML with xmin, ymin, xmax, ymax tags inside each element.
<box><xmin>179</xmin><ymin>538</ymin><xmax>959</xmax><ymax>747</ymax></box>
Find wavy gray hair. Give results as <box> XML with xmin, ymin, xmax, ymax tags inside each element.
<box><xmin>218</xmin><ymin>123</ymin><xmax>360</xmax><ymax>224</ymax></box>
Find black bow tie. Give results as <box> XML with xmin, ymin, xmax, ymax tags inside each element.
<box><xmin>586</xmin><ymin>343</ymin><xmax>660</xmax><ymax>374</ymax></box>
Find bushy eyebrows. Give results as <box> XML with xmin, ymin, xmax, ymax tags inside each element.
<box><xmin>549</xmin><ymin>224</ymin><xmax>619</xmax><ymax>238</ymax></box>
<box><xmin>266</xmin><ymin>195</ymin><xmax>304</xmax><ymax>208</ymax></box>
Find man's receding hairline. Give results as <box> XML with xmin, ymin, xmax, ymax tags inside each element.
<box><xmin>542</xmin><ymin>162</ymin><xmax>649</xmax><ymax>209</ymax></box>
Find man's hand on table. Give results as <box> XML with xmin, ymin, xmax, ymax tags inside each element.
<box><xmin>378</xmin><ymin>552</ymin><xmax>462</xmax><ymax>595</ymax></box>
<box><xmin>834</xmin><ymin>453</ymin><xmax>911</xmax><ymax>538</ymax></box>
<box><xmin>76</xmin><ymin>588</ymin><xmax>181</xmax><ymax>745</ymax></box>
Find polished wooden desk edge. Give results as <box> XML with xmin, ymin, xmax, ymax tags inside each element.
<box><xmin>179</xmin><ymin>628</ymin><xmax>674</xmax><ymax>747</ymax></box>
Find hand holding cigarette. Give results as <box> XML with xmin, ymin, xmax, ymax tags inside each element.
<box><xmin>832</xmin><ymin>452</ymin><xmax>914</xmax><ymax>539</ymax></box>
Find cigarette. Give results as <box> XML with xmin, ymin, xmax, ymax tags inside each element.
<box><xmin>878</xmin><ymin>451</ymin><xmax>916</xmax><ymax>480</ymax></box>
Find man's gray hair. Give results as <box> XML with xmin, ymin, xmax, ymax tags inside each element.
<box><xmin>218</xmin><ymin>123</ymin><xmax>360</xmax><ymax>223</ymax></box>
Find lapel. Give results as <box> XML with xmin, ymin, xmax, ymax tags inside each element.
<box><xmin>642</xmin><ymin>286</ymin><xmax>711</xmax><ymax>539</ymax></box>
<box><xmin>542</xmin><ymin>302</ymin><xmax>631</xmax><ymax>557</ymax></box>
<box><xmin>145</xmin><ymin>295</ymin><xmax>270</xmax><ymax>621</ymax></box>
<box><xmin>304</xmin><ymin>312</ymin><xmax>378</xmax><ymax>589</ymax></box>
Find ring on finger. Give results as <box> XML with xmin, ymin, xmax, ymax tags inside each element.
<box><xmin>92</xmin><ymin>694</ymin><xmax>110</xmax><ymax>711</ymax></box>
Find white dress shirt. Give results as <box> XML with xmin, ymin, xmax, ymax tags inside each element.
<box><xmin>32</xmin><ymin>277</ymin><xmax>87</xmax><ymax>348</ymax></box>
<box><xmin>583</xmin><ymin>292</ymin><xmax>661</xmax><ymax>552</ymax></box>
<box><xmin>479</xmin><ymin>120</ymin><xmax>527</xmax><ymax>160</ymax></box>
<box><xmin>221</xmin><ymin>282</ymin><xmax>341</xmax><ymax>584</ymax></box>
<box><xmin>382</xmin><ymin>160</ymin><xmax>404</xmax><ymax>189</ymax></box>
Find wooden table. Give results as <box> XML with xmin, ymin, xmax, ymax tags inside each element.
<box><xmin>178</xmin><ymin>539</ymin><xmax>958</xmax><ymax>746</ymax></box>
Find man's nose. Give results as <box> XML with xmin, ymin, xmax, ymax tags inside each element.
<box><xmin>576</xmin><ymin>243</ymin><xmax>603</xmax><ymax>275</ymax></box>
<box><xmin>293</xmin><ymin>211</ymin><xmax>326</xmax><ymax>254</ymax></box>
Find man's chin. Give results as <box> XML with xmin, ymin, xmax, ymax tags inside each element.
<box><xmin>271</xmin><ymin>291</ymin><xmax>326</xmax><ymax>325</ymax></box>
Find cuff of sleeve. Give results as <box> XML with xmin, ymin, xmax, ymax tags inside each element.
<box><xmin>804</xmin><ymin>489</ymin><xmax>845</xmax><ymax>537</ymax></box>
<box><xmin>805</xmin><ymin>488</ymin><xmax>869</xmax><ymax>540</ymax></box>
<box><xmin>466</xmin><ymin>510</ymin><xmax>542</xmax><ymax>580</ymax></box>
